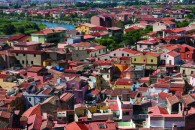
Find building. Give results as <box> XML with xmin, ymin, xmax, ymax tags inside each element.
<box><xmin>9</xmin><ymin>50</ymin><xmax>47</xmax><ymax>67</ymax></box>
<box><xmin>91</xmin><ymin>14</ymin><xmax>115</xmax><ymax>27</ymax></box>
<box><xmin>31</xmin><ymin>27</ymin><xmax>67</xmax><ymax>43</ymax></box>
<box><xmin>130</xmin><ymin>52</ymin><xmax>160</xmax><ymax>70</ymax></box>
<box><xmin>76</xmin><ymin>23</ymin><xmax>97</xmax><ymax>35</ymax></box>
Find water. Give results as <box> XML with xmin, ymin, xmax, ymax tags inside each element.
<box><xmin>34</xmin><ymin>21</ymin><xmax>75</xmax><ymax>30</ymax></box>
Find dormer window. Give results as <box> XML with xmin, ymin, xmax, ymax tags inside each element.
<box><xmin>99</xmin><ymin>124</ymin><xmax>107</xmax><ymax>129</ymax></box>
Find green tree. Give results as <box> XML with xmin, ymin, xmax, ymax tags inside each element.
<box><xmin>2</xmin><ymin>24</ymin><xmax>16</xmax><ymax>35</ymax></box>
<box><xmin>116</xmin><ymin>20</ymin><xmax>125</xmax><ymax>29</ymax></box>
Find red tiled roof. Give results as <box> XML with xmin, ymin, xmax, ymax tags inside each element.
<box><xmin>144</xmin><ymin>52</ymin><xmax>159</xmax><ymax>57</ymax></box>
<box><xmin>182</xmin><ymin>94</ymin><xmax>195</xmax><ymax>106</ymax></box>
<box><xmin>167</xmin><ymin>51</ymin><xmax>180</xmax><ymax>57</ymax></box>
<box><xmin>66</xmin><ymin>122</ymin><xmax>88</xmax><ymax>130</ymax></box>
<box><xmin>8</xmin><ymin>34</ymin><xmax>26</xmax><ymax>41</ymax></box>
<box><xmin>0</xmin><ymin>111</ymin><xmax>10</xmax><ymax>119</ymax></box>
<box><xmin>91</xmin><ymin>26</ymin><xmax>108</xmax><ymax>31</ymax></box>
<box><xmin>90</xmin><ymin>89</ymin><xmax>100</xmax><ymax>95</ymax></box>
<box><xmin>153</xmin><ymin>83</ymin><xmax>170</xmax><ymax>88</ymax></box>
<box><xmin>60</xmin><ymin>93</ymin><xmax>73</xmax><ymax>102</ymax></box>
<box><xmin>22</xmin><ymin>104</ymin><xmax>41</xmax><ymax>118</ymax></box>
<box><xmin>148</xmin><ymin>106</ymin><xmax>169</xmax><ymax>115</ymax></box>
<box><xmin>0</xmin><ymin>74</ymin><xmax>8</xmax><ymax>79</ymax></box>
<box><xmin>27</xmin><ymin>66</ymin><xmax>44</xmax><ymax>73</ymax></box>
<box><xmin>107</xmin><ymin>100</ymin><xmax>119</xmax><ymax>111</ymax></box>
<box><xmin>115</xmin><ymin>79</ymin><xmax>133</xmax><ymax>86</ymax></box>
<box><xmin>9</xmin><ymin>50</ymin><xmax>44</xmax><ymax>54</ymax></box>
<box><xmin>158</xmin><ymin>92</ymin><xmax>172</xmax><ymax>100</ymax></box>
<box><xmin>167</xmin><ymin>95</ymin><xmax>180</xmax><ymax>105</ymax></box>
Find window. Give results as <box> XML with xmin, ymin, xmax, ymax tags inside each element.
<box><xmin>134</xmin><ymin>58</ymin><xmax>136</xmax><ymax>61</ymax></box>
<box><xmin>23</xmin><ymin>54</ymin><xmax>25</xmax><ymax>56</ymax></box>
<box><xmin>122</xmin><ymin>53</ymin><xmax>124</xmax><ymax>56</ymax></box>
<box><xmin>140</xmin><ymin>45</ymin><xmax>142</xmax><ymax>48</ymax></box>
<box><xmin>123</xmin><ymin>111</ymin><xmax>130</xmax><ymax>115</ymax></box>
<box><xmin>76</xmin><ymin>54</ymin><xmax>79</xmax><ymax>57</ymax></box>
<box><xmin>26</xmin><ymin>61</ymin><xmax>28</xmax><ymax>64</ymax></box>
<box><xmin>148</xmin><ymin>45</ymin><xmax>151</xmax><ymax>48</ymax></box>
<box><xmin>99</xmin><ymin>124</ymin><xmax>107</xmax><ymax>129</ymax></box>
<box><xmin>151</xmin><ymin>59</ymin><xmax>153</xmax><ymax>62</ymax></box>
<box><xmin>29</xmin><ymin>97</ymin><xmax>31</xmax><ymax>101</ymax></box>
<box><xmin>164</xmin><ymin>55</ymin><xmax>166</xmax><ymax>58</ymax></box>
<box><xmin>107</xmin><ymin>75</ymin><xmax>109</xmax><ymax>78</ymax></box>
<box><xmin>16</xmin><ymin>53</ymin><xmax>18</xmax><ymax>56</ymax></box>
<box><xmin>183</xmin><ymin>70</ymin><xmax>185</xmax><ymax>74</ymax></box>
<box><xmin>191</xmin><ymin>71</ymin><xmax>194</xmax><ymax>74</ymax></box>
<box><xmin>114</xmin><ymin>53</ymin><xmax>116</xmax><ymax>56</ymax></box>
<box><xmin>127</xmin><ymin>54</ymin><xmax>129</xmax><ymax>56</ymax></box>
<box><xmin>187</xmin><ymin>54</ymin><xmax>190</xmax><ymax>58</ymax></box>
<box><xmin>22</xmin><ymin>60</ymin><xmax>24</xmax><ymax>64</ymax></box>
<box><xmin>34</xmin><ymin>54</ymin><xmax>36</xmax><ymax>57</ymax></box>
<box><xmin>31</xmin><ymin>61</ymin><xmax>34</xmax><ymax>65</ymax></box>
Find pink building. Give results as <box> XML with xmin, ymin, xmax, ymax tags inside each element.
<box><xmin>91</xmin><ymin>14</ymin><xmax>114</xmax><ymax>27</ymax></box>
<box><xmin>27</xmin><ymin>66</ymin><xmax>53</xmax><ymax>83</ymax></box>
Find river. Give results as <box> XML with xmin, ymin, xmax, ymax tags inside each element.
<box><xmin>33</xmin><ymin>21</ymin><xmax>75</xmax><ymax>30</ymax></box>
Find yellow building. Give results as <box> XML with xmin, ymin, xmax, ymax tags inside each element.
<box><xmin>130</xmin><ymin>52</ymin><xmax>160</xmax><ymax>70</ymax></box>
<box><xmin>76</xmin><ymin>23</ymin><xmax>96</xmax><ymax>34</ymax></box>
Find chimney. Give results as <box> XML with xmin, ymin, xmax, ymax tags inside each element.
<box><xmin>172</xmin><ymin>124</ymin><xmax>177</xmax><ymax>130</ymax></box>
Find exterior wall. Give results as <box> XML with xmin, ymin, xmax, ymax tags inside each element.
<box><xmin>110</xmin><ymin>50</ymin><xmax>134</xmax><ymax>57</ymax></box>
<box><xmin>180</xmin><ymin>66</ymin><xmax>195</xmax><ymax>80</ymax></box>
<box><xmin>89</xmin><ymin>48</ymin><xmax>107</xmax><ymax>57</ymax></box>
<box><xmin>31</xmin><ymin>35</ymin><xmax>46</xmax><ymax>43</ymax></box>
<box><xmin>190</xmin><ymin>76</ymin><xmax>195</xmax><ymax>86</ymax></box>
<box><xmin>91</xmin><ymin>16</ymin><xmax>101</xmax><ymax>26</ymax></box>
<box><xmin>150</xmin><ymin>117</ymin><xmax>164</xmax><ymax>128</ymax></box>
<box><xmin>14</xmin><ymin>45</ymin><xmax>39</xmax><ymax>51</ymax></box>
<box><xmin>24</xmin><ymin>94</ymin><xmax>49</xmax><ymax>108</ymax></box>
<box><xmin>130</xmin><ymin>54</ymin><xmax>159</xmax><ymax>70</ymax></box>
<box><xmin>153</xmin><ymin>22</ymin><xmax>167</xmax><ymax>32</ymax></box>
<box><xmin>76</xmin><ymin>25</ymin><xmax>90</xmax><ymax>34</ymax></box>
<box><xmin>72</xmin><ymin>50</ymin><xmax>89</xmax><ymax>61</ymax></box>
<box><xmin>14</xmin><ymin>53</ymin><xmax>43</xmax><ymax>67</ymax></box>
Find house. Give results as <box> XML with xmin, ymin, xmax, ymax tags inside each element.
<box><xmin>178</xmin><ymin>44</ymin><xmax>195</xmax><ymax>61</ymax></box>
<box><xmin>160</xmin><ymin>51</ymin><xmax>181</xmax><ymax>65</ymax></box>
<box><xmin>13</xmin><ymin>41</ymin><xmax>41</xmax><ymax>51</ymax></box>
<box><xmin>166</xmin><ymin>95</ymin><xmax>182</xmax><ymax>114</ymax></box>
<box><xmin>114</xmin><ymin>78</ymin><xmax>133</xmax><ymax>89</ymax></box>
<box><xmin>31</xmin><ymin>27</ymin><xmax>67</xmax><ymax>43</ymax></box>
<box><xmin>146</xmin><ymin>105</ymin><xmax>185</xmax><ymax>129</ymax></box>
<box><xmin>72</xmin><ymin>42</ymin><xmax>107</xmax><ymax>61</ymax></box>
<box><xmin>180</xmin><ymin>63</ymin><xmax>195</xmax><ymax>79</ymax></box>
<box><xmin>88</xmin><ymin>120</ymin><xmax>117</xmax><ymax>130</ymax></box>
<box><xmin>91</xmin><ymin>14</ymin><xmax>115</xmax><ymax>27</ymax></box>
<box><xmin>9</xmin><ymin>50</ymin><xmax>47</xmax><ymax>67</ymax></box>
<box><xmin>7</xmin><ymin>34</ymin><xmax>31</xmax><ymax>47</ymax></box>
<box><xmin>181</xmin><ymin>94</ymin><xmax>195</xmax><ymax>107</ymax></box>
<box><xmin>76</xmin><ymin>23</ymin><xmax>97</xmax><ymax>34</ymax></box>
<box><xmin>137</xmin><ymin>38</ymin><xmax>161</xmax><ymax>51</ymax></box>
<box><xmin>130</xmin><ymin>52</ymin><xmax>160</xmax><ymax>70</ymax></box>
<box><xmin>110</xmin><ymin>48</ymin><xmax>138</xmax><ymax>58</ymax></box>
<box><xmin>65</xmin><ymin>77</ymin><xmax>89</xmax><ymax>104</ymax></box>
<box><xmin>153</xmin><ymin>21</ymin><xmax>176</xmax><ymax>32</ymax></box>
